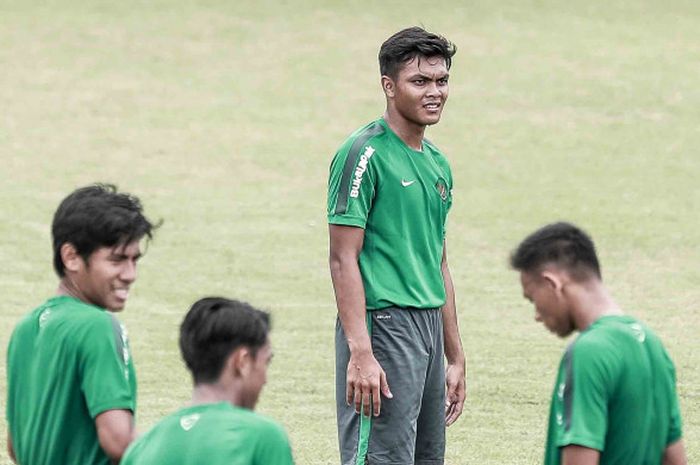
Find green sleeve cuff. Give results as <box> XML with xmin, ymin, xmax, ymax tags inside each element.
<box><xmin>328</xmin><ymin>215</ymin><xmax>366</xmax><ymax>229</ymax></box>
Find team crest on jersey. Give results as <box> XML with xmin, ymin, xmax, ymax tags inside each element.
<box><xmin>39</xmin><ymin>309</ymin><xmax>52</xmax><ymax>328</ymax></box>
<box><xmin>435</xmin><ymin>179</ymin><xmax>448</xmax><ymax>201</ymax></box>
<box><xmin>180</xmin><ymin>413</ymin><xmax>201</xmax><ymax>431</ymax></box>
<box><xmin>629</xmin><ymin>323</ymin><xmax>646</xmax><ymax>343</ymax></box>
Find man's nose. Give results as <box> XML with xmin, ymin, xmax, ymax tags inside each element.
<box><xmin>426</xmin><ymin>81</ymin><xmax>440</xmax><ymax>96</ymax></box>
<box><xmin>121</xmin><ymin>260</ymin><xmax>137</xmax><ymax>283</ymax></box>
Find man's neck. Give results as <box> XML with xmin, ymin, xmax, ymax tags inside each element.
<box><xmin>191</xmin><ymin>383</ymin><xmax>243</xmax><ymax>408</ymax></box>
<box><xmin>568</xmin><ymin>282</ymin><xmax>623</xmax><ymax>331</ymax></box>
<box><xmin>383</xmin><ymin>110</ymin><xmax>426</xmax><ymax>151</ymax></box>
<box><xmin>57</xmin><ymin>279</ymin><xmax>87</xmax><ymax>305</ymax></box>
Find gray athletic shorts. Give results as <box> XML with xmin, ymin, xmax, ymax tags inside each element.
<box><xmin>336</xmin><ymin>307</ymin><xmax>446</xmax><ymax>465</ymax></box>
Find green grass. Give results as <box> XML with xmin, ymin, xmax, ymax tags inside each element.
<box><xmin>1</xmin><ymin>1</ymin><xmax>699</xmax><ymax>463</ymax></box>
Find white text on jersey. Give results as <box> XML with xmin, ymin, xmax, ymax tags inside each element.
<box><xmin>350</xmin><ymin>146</ymin><xmax>376</xmax><ymax>198</ymax></box>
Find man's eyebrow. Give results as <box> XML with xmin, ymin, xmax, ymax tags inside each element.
<box><xmin>407</xmin><ymin>72</ymin><xmax>450</xmax><ymax>80</ymax></box>
<box><xmin>110</xmin><ymin>250</ymin><xmax>142</xmax><ymax>259</ymax></box>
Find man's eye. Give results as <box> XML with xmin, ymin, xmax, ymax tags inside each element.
<box><xmin>413</xmin><ymin>80</ymin><xmax>425</xmax><ymax>85</ymax></box>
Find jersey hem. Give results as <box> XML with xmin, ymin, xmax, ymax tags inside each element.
<box><xmin>89</xmin><ymin>402</ymin><xmax>136</xmax><ymax>419</ymax></box>
<box><xmin>367</xmin><ymin>305</ymin><xmax>443</xmax><ymax>311</ymax></box>
<box><xmin>667</xmin><ymin>431</ymin><xmax>683</xmax><ymax>446</ymax></box>
<box><xmin>557</xmin><ymin>435</ymin><xmax>604</xmax><ymax>452</ymax></box>
<box><xmin>328</xmin><ymin>215</ymin><xmax>366</xmax><ymax>228</ymax></box>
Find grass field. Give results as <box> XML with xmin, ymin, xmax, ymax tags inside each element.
<box><xmin>1</xmin><ymin>1</ymin><xmax>699</xmax><ymax>463</ymax></box>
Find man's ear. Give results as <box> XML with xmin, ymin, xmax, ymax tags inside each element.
<box><xmin>381</xmin><ymin>75</ymin><xmax>395</xmax><ymax>98</ymax></box>
<box><xmin>60</xmin><ymin>243</ymin><xmax>84</xmax><ymax>273</ymax></box>
<box><xmin>228</xmin><ymin>347</ymin><xmax>252</xmax><ymax>378</ymax></box>
<box><xmin>541</xmin><ymin>270</ymin><xmax>564</xmax><ymax>294</ymax></box>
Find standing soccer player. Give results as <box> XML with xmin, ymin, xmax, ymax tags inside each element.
<box><xmin>6</xmin><ymin>184</ymin><xmax>157</xmax><ymax>464</ymax></box>
<box><xmin>121</xmin><ymin>297</ymin><xmax>294</xmax><ymax>465</ymax></box>
<box><xmin>511</xmin><ymin>222</ymin><xmax>687</xmax><ymax>465</ymax></box>
<box><xmin>327</xmin><ymin>27</ymin><xmax>466</xmax><ymax>465</ymax></box>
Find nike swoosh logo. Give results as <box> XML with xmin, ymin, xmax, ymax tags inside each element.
<box><xmin>401</xmin><ymin>180</ymin><xmax>415</xmax><ymax>187</ymax></box>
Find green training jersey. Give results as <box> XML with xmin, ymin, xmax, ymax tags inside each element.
<box><xmin>6</xmin><ymin>295</ymin><xmax>136</xmax><ymax>465</ymax></box>
<box><xmin>544</xmin><ymin>315</ymin><xmax>682</xmax><ymax>465</ymax></box>
<box><xmin>122</xmin><ymin>402</ymin><xmax>294</xmax><ymax>465</ymax></box>
<box><xmin>327</xmin><ymin>117</ymin><xmax>453</xmax><ymax>310</ymax></box>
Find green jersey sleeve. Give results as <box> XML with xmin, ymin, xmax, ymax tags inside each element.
<box><xmin>557</xmin><ymin>340</ymin><xmax>616</xmax><ymax>451</ymax></box>
<box><xmin>78</xmin><ymin>314</ymin><xmax>136</xmax><ymax>417</ymax></box>
<box><xmin>327</xmin><ymin>142</ymin><xmax>379</xmax><ymax>229</ymax></box>
<box><xmin>442</xmin><ymin>159</ymin><xmax>453</xmax><ymax>239</ymax></box>
<box><xmin>665</xmin><ymin>353</ymin><xmax>683</xmax><ymax>445</ymax></box>
<box><xmin>253</xmin><ymin>421</ymin><xmax>294</xmax><ymax>465</ymax></box>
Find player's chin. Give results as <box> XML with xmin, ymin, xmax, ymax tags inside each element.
<box><xmin>554</xmin><ymin>326</ymin><xmax>574</xmax><ymax>338</ymax></box>
<box><xmin>421</xmin><ymin>110</ymin><xmax>443</xmax><ymax>126</ymax></box>
<box><xmin>106</xmin><ymin>298</ymin><xmax>127</xmax><ymax>312</ymax></box>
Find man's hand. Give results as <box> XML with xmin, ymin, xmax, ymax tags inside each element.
<box><xmin>445</xmin><ymin>362</ymin><xmax>466</xmax><ymax>426</ymax></box>
<box><xmin>346</xmin><ymin>350</ymin><xmax>392</xmax><ymax>417</ymax></box>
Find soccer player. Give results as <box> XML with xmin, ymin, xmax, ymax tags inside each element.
<box><xmin>510</xmin><ymin>222</ymin><xmax>687</xmax><ymax>465</ymax></box>
<box><xmin>327</xmin><ymin>27</ymin><xmax>466</xmax><ymax>464</ymax></box>
<box><xmin>120</xmin><ymin>297</ymin><xmax>294</xmax><ymax>465</ymax></box>
<box><xmin>6</xmin><ymin>184</ymin><xmax>157</xmax><ymax>464</ymax></box>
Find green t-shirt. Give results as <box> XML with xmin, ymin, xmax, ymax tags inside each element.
<box><xmin>327</xmin><ymin>117</ymin><xmax>453</xmax><ymax>310</ymax></box>
<box><xmin>6</xmin><ymin>295</ymin><xmax>137</xmax><ymax>465</ymax></box>
<box><xmin>121</xmin><ymin>402</ymin><xmax>294</xmax><ymax>465</ymax></box>
<box><xmin>544</xmin><ymin>315</ymin><xmax>683</xmax><ymax>465</ymax></box>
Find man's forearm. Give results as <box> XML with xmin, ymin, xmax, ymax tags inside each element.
<box><xmin>330</xmin><ymin>255</ymin><xmax>371</xmax><ymax>354</ymax></box>
<box><xmin>441</xmin><ymin>262</ymin><xmax>464</xmax><ymax>365</ymax></box>
<box><xmin>95</xmin><ymin>409</ymin><xmax>135</xmax><ymax>461</ymax></box>
<box><xmin>562</xmin><ymin>445</ymin><xmax>600</xmax><ymax>465</ymax></box>
<box><xmin>663</xmin><ymin>440</ymin><xmax>687</xmax><ymax>465</ymax></box>
<box><xmin>441</xmin><ymin>253</ymin><xmax>467</xmax><ymax>426</ymax></box>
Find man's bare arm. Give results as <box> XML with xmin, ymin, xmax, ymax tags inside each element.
<box><xmin>561</xmin><ymin>445</ymin><xmax>600</xmax><ymax>465</ymax></box>
<box><xmin>95</xmin><ymin>409</ymin><xmax>136</xmax><ymax>463</ymax></box>
<box><xmin>329</xmin><ymin>224</ymin><xmax>392</xmax><ymax>417</ymax></box>
<box><xmin>441</xmin><ymin>241</ymin><xmax>466</xmax><ymax>426</ymax></box>
<box><xmin>663</xmin><ymin>439</ymin><xmax>687</xmax><ymax>465</ymax></box>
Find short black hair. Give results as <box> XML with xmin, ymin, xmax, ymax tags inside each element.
<box><xmin>510</xmin><ymin>222</ymin><xmax>602</xmax><ymax>280</ymax></box>
<box><xmin>52</xmin><ymin>183</ymin><xmax>157</xmax><ymax>277</ymax></box>
<box><xmin>379</xmin><ymin>26</ymin><xmax>456</xmax><ymax>79</ymax></box>
<box><xmin>180</xmin><ymin>297</ymin><xmax>271</xmax><ymax>384</ymax></box>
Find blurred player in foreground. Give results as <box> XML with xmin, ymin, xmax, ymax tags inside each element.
<box><xmin>511</xmin><ymin>222</ymin><xmax>686</xmax><ymax>465</ymax></box>
<box><xmin>121</xmin><ymin>297</ymin><xmax>294</xmax><ymax>465</ymax></box>
<box><xmin>6</xmin><ymin>183</ymin><xmax>157</xmax><ymax>464</ymax></box>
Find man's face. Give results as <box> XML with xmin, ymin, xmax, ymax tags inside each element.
<box><xmin>520</xmin><ymin>270</ymin><xmax>575</xmax><ymax>338</ymax></box>
<box><xmin>240</xmin><ymin>341</ymin><xmax>273</xmax><ymax>410</ymax></box>
<box><xmin>388</xmin><ymin>55</ymin><xmax>449</xmax><ymax>127</ymax></box>
<box><xmin>73</xmin><ymin>241</ymin><xmax>142</xmax><ymax>312</ymax></box>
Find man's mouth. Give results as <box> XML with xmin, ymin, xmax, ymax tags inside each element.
<box><xmin>114</xmin><ymin>288</ymin><xmax>130</xmax><ymax>301</ymax></box>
